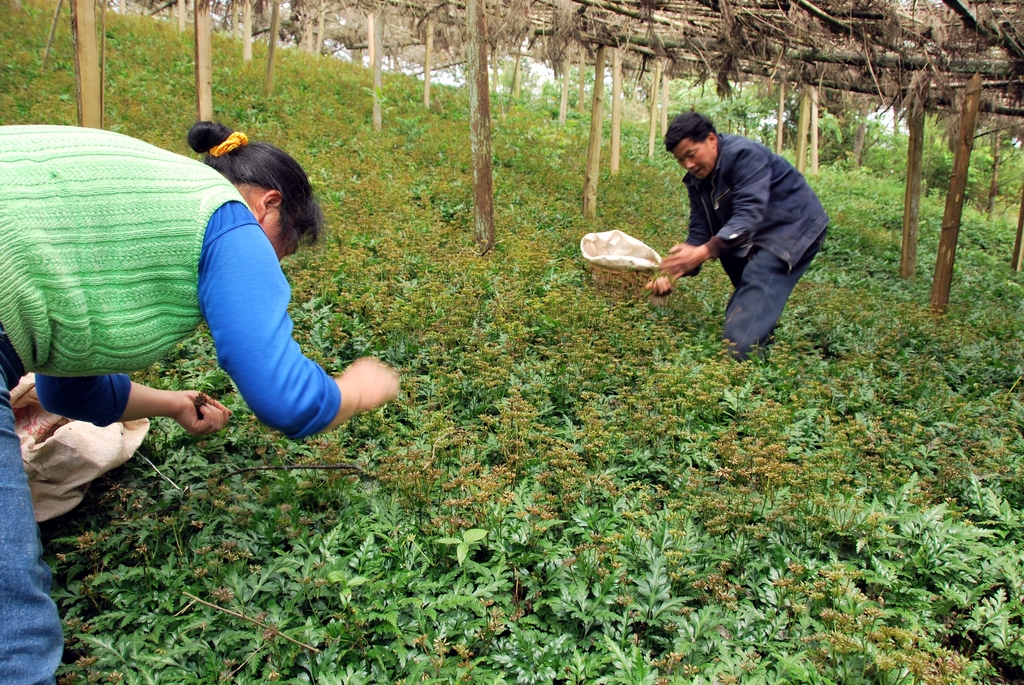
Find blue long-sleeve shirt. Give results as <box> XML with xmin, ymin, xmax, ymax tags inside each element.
<box><xmin>35</xmin><ymin>201</ymin><xmax>340</xmax><ymax>439</ymax></box>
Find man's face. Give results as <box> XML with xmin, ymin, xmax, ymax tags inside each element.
<box><xmin>671</xmin><ymin>133</ymin><xmax>718</xmax><ymax>179</ymax></box>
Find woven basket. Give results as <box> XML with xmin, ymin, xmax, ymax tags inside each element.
<box><xmin>588</xmin><ymin>263</ymin><xmax>669</xmax><ymax>305</ymax></box>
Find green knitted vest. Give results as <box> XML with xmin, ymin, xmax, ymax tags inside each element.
<box><xmin>0</xmin><ymin>125</ymin><xmax>245</xmax><ymax>376</ymax></box>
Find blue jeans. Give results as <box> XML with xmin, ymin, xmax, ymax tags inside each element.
<box><xmin>719</xmin><ymin>229</ymin><xmax>826</xmax><ymax>360</ymax></box>
<box><xmin>0</xmin><ymin>328</ymin><xmax>62</xmax><ymax>684</ymax></box>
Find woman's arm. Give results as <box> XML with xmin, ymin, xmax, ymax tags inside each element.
<box><xmin>119</xmin><ymin>382</ymin><xmax>231</xmax><ymax>435</ymax></box>
<box><xmin>199</xmin><ymin>202</ymin><xmax>398</xmax><ymax>439</ymax></box>
<box><xmin>34</xmin><ymin>375</ymin><xmax>230</xmax><ymax>435</ymax></box>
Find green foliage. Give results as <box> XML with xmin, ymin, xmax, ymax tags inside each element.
<box><xmin>4</xmin><ymin>2</ymin><xmax>1024</xmax><ymax>683</ymax></box>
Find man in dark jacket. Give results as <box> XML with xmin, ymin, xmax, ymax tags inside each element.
<box><xmin>648</xmin><ymin>112</ymin><xmax>829</xmax><ymax>360</ymax></box>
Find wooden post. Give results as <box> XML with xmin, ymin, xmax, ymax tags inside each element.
<box><xmin>302</xmin><ymin>13</ymin><xmax>313</xmax><ymax>52</ymax></box>
<box><xmin>178</xmin><ymin>0</ymin><xmax>186</xmax><ymax>32</ymax></box>
<box><xmin>900</xmin><ymin>100</ymin><xmax>925</xmax><ymax>279</ymax></box>
<box><xmin>315</xmin><ymin>4</ymin><xmax>325</xmax><ymax>54</ymax></box>
<box><xmin>987</xmin><ymin>132</ymin><xmax>1000</xmax><ymax>216</ymax></box>
<box><xmin>512</xmin><ymin>49</ymin><xmax>522</xmax><ymax>99</ymax></box>
<box><xmin>492</xmin><ymin>47</ymin><xmax>499</xmax><ymax>94</ymax></box>
<box><xmin>263</xmin><ymin>1</ymin><xmax>279</xmax><ymax>95</ymax></box>
<box><xmin>1012</xmin><ymin>179</ymin><xmax>1024</xmax><ymax>271</ymax></box>
<box><xmin>100</xmin><ymin>0</ymin><xmax>106</xmax><ymax>127</ymax></box>
<box><xmin>660</xmin><ymin>69</ymin><xmax>669</xmax><ymax>136</ymax></box>
<box><xmin>577</xmin><ymin>56</ymin><xmax>585</xmax><ymax>113</ymax></box>
<box><xmin>466</xmin><ymin>0</ymin><xmax>495</xmax><ymax>254</ymax></box>
<box><xmin>795</xmin><ymin>87</ymin><xmax>810</xmax><ymax>174</ymax></box>
<box><xmin>647</xmin><ymin>59</ymin><xmax>662</xmax><ymax>158</ymax></box>
<box><xmin>930</xmin><ymin>73</ymin><xmax>982</xmax><ymax>313</ymax></box>
<box><xmin>775</xmin><ymin>80</ymin><xmax>785</xmax><ymax>153</ymax></box>
<box><xmin>371</xmin><ymin>11</ymin><xmax>383</xmax><ymax>131</ymax></box>
<box><xmin>423</xmin><ymin>19</ymin><xmax>433</xmax><ymax>107</ymax></box>
<box><xmin>241</xmin><ymin>0</ymin><xmax>252</xmax><ymax>62</ymax></box>
<box><xmin>194</xmin><ymin>0</ymin><xmax>213</xmax><ymax>119</ymax></box>
<box><xmin>71</xmin><ymin>0</ymin><xmax>102</xmax><ymax>128</ymax></box>
<box><xmin>99</xmin><ymin>0</ymin><xmax>107</xmax><ymax>127</ymax></box>
<box><xmin>367</xmin><ymin>12</ymin><xmax>376</xmax><ymax>73</ymax></box>
<box><xmin>583</xmin><ymin>45</ymin><xmax>607</xmax><ymax>219</ymax></box>
<box><xmin>852</xmin><ymin>103</ymin><xmax>867</xmax><ymax>166</ymax></box>
<box><xmin>558</xmin><ymin>61</ymin><xmax>568</xmax><ymax>124</ymax></box>
<box><xmin>809</xmin><ymin>86</ymin><xmax>819</xmax><ymax>175</ymax></box>
<box><xmin>42</xmin><ymin>0</ymin><xmax>65</xmax><ymax>67</ymax></box>
<box><xmin>610</xmin><ymin>48</ymin><xmax>622</xmax><ymax>175</ymax></box>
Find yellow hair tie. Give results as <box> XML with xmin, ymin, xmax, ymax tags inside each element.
<box><xmin>209</xmin><ymin>131</ymin><xmax>248</xmax><ymax>157</ymax></box>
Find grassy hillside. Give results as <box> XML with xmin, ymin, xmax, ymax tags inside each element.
<box><xmin>3</xmin><ymin>3</ymin><xmax>1024</xmax><ymax>683</ymax></box>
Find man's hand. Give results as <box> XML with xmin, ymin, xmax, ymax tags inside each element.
<box><xmin>660</xmin><ymin>243</ymin><xmax>712</xmax><ymax>278</ymax></box>
<box><xmin>645</xmin><ymin>275</ymin><xmax>674</xmax><ymax>296</ymax></box>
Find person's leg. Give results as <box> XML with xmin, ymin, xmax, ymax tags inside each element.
<box><xmin>723</xmin><ymin>231</ymin><xmax>825</xmax><ymax>360</ymax></box>
<box><xmin>718</xmin><ymin>251</ymin><xmax>748</xmax><ymax>290</ymax></box>
<box><xmin>0</xmin><ymin>331</ymin><xmax>62</xmax><ymax>685</ymax></box>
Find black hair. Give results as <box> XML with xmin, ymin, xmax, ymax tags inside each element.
<box><xmin>664</xmin><ymin>112</ymin><xmax>717</xmax><ymax>152</ymax></box>
<box><xmin>188</xmin><ymin>121</ymin><xmax>324</xmax><ymax>249</ymax></box>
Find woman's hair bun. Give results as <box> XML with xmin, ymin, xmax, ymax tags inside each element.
<box><xmin>188</xmin><ymin>121</ymin><xmax>235</xmax><ymax>154</ymax></box>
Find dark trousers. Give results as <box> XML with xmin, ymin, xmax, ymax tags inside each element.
<box><xmin>718</xmin><ymin>229</ymin><xmax>826</xmax><ymax>360</ymax></box>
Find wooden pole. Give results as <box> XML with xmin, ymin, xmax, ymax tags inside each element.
<box><xmin>178</xmin><ymin>0</ymin><xmax>186</xmax><ymax>32</ymax></box>
<box><xmin>930</xmin><ymin>73</ymin><xmax>983</xmax><ymax>313</ymax></box>
<box><xmin>42</xmin><ymin>0</ymin><xmax>65</xmax><ymax>67</ymax></box>
<box><xmin>263</xmin><ymin>1</ymin><xmax>278</xmax><ymax>95</ymax></box>
<box><xmin>492</xmin><ymin>47</ymin><xmax>499</xmax><ymax>94</ymax></box>
<box><xmin>315</xmin><ymin>4</ymin><xmax>325</xmax><ymax>54</ymax></box>
<box><xmin>647</xmin><ymin>59</ymin><xmax>662</xmax><ymax>158</ymax></box>
<box><xmin>987</xmin><ymin>132</ymin><xmax>1000</xmax><ymax>216</ymax></box>
<box><xmin>577</xmin><ymin>56</ymin><xmax>585</xmax><ymax>113</ymax></box>
<box><xmin>371</xmin><ymin>11</ymin><xmax>383</xmax><ymax>131</ymax></box>
<box><xmin>775</xmin><ymin>80</ymin><xmax>785</xmax><ymax>153</ymax></box>
<box><xmin>900</xmin><ymin>100</ymin><xmax>925</xmax><ymax>279</ymax></box>
<box><xmin>795</xmin><ymin>87</ymin><xmax>810</xmax><ymax>174</ymax></box>
<box><xmin>558</xmin><ymin>61</ymin><xmax>568</xmax><ymax>125</ymax></box>
<box><xmin>194</xmin><ymin>0</ymin><xmax>212</xmax><ymax>120</ymax></box>
<box><xmin>100</xmin><ymin>0</ymin><xmax>106</xmax><ymax>128</ymax></box>
<box><xmin>241</xmin><ymin>0</ymin><xmax>251</xmax><ymax>62</ymax></box>
<box><xmin>809</xmin><ymin>86</ymin><xmax>819</xmax><ymax>175</ymax></box>
<box><xmin>583</xmin><ymin>45</ymin><xmax>607</xmax><ymax>219</ymax></box>
<box><xmin>71</xmin><ymin>0</ymin><xmax>102</xmax><ymax>128</ymax></box>
<box><xmin>466</xmin><ymin>0</ymin><xmax>495</xmax><ymax>254</ymax></box>
<box><xmin>1012</xmin><ymin>179</ymin><xmax>1024</xmax><ymax>271</ymax></box>
<box><xmin>610</xmin><ymin>48</ymin><xmax>622</xmax><ymax>175</ymax></box>
<box><xmin>302</xmin><ymin>13</ymin><xmax>313</xmax><ymax>52</ymax></box>
<box><xmin>512</xmin><ymin>49</ymin><xmax>522</xmax><ymax>99</ymax></box>
<box><xmin>852</xmin><ymin>103</ymin><xmax>867</xmax><ymax>166</ymax></box>
<box><xmin>660</xmin><ymin>69</ymin><xmax>669</xmax><ymax>136</ymax></box>
<box><xmin>366</xmin><ymin>12</ymin><xmax>375</xmax><ymax>70</ymax></box>
<box><xmin>423</xmin><ymin>19</ymin><xmax>433</xmax><ymax>107</ymax></box>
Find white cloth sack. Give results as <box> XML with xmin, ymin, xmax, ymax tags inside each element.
<box><xmin>580</xmin><ymin>230</ymin><xmax>662</xmax><ymax>273</ymax></box>
<box><xmin>13</xmin><ymin>374</ymin><xmax>149</xmax><ymax>522</ymax></box>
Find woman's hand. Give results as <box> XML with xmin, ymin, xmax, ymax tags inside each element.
<box><xmin>326</xmin><ymin>357</ymin><xmax>401</xmax><ymax>431</ymax></box>
<box><xmin>170</xmin><ymin>392</ymin><xmax>233</xmax><ymax>435</ymax></box>
<box><xmin>121</xmin><ymin>383</ymin><xmax>232</xmax><ymax>435</ymax></box>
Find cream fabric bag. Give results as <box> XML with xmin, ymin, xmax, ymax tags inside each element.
<box><xmin>13</xmin><ymin>374</ymin><xmax>149</xmax><ymax>522</ymax></box>
<box><xmin>580</xmin><ymin>230</ymin><xmax>662</xmax><ymax>273</ymax></box>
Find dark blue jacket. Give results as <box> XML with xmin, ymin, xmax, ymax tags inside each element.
<box><xmin>683</xmin><ymin>133</ymin><xmax>828</xmax><ymax>269</ymax></box>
